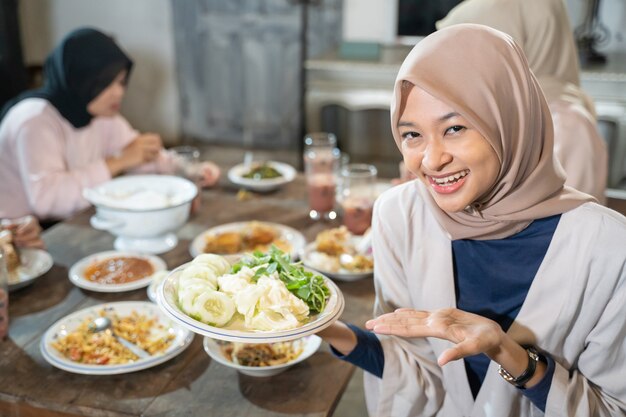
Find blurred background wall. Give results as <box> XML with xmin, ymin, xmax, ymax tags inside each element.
<box><xmin>18</xmin><ymin>0</ymin><xmax>180</xmax><ymax>144</ymax></box>
<box><xmin>10</xmin><ymin>0</ymin><xmax>626</xmax><ymax>150</ymax></box>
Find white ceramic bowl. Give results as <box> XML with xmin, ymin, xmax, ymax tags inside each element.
<box><xmin>84</xmin><ymin>175</ymin><xmax>197</xmax><ymax>253</ymax></box>
<box><xmin>228</xmin><ymin>161</ymin><xmax>296</xmax><ymax>192</ymax></box>
<box><xmin>157</xmin><ymin>261</ymin><xmax>344</xmax><ymax>343</ymax></box>
<box><xmin>203</xmin><ymin>335</ymin><xmax>321</xmax><ymax>377</ymax></box>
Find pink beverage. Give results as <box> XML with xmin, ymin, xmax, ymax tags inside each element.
<box><xmin>304</xmin><ymin>149</ymin><xmax>337</xmax><ymax>174</ymax></box>
<box><xmin>0</xmin><ymin>289</ymin><xmax>8</xmax><ymax>340</ymax></box>
<box><xmin>307</xmin><ymin>173</ymin><xmax>336</xmax><ymax>212</ymax></box>
<box><xmin>341</xmin><ymin>197</ymin><xmax>374</xmax><ymax>235</ymax></box>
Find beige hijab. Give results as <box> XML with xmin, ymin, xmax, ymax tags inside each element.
<box><xmin>436</xmin><ymin>1</ymin><xmax>606</xmax><ymax>201</ymax></box>
<box><xmin>436</xmin><ymin>0</ymin><xmax>581</xmax><ymax>88</ymax></box>
<box><xmin>391</xmin><ymin>24</ymin><xmax>593</xmax><ymax>240</ymax></box>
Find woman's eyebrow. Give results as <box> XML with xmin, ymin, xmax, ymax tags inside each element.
<box><xmin>398</xmin><ymin>112</ymin><xmax>460</xmax><ymax>128</ymax></box>
<box><xmin>439</xmin><ymin>112</ymin><xmax>460</xmax><ymax>122</ymax></box>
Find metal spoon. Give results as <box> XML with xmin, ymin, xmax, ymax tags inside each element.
<box><xmin>89</xmin><ymin>316</ymin><xmax>150</xmax><ymax>359</ymax></box>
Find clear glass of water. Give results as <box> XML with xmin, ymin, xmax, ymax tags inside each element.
<box><xmin>170</xmin><ymin>146</ymin><xmax>202</xmax><ymax>213</ymax></box>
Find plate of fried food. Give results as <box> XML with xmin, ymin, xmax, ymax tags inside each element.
<box><xmin>228</xmin><ymin>161</ymin><xmax>296</xmax><ymax>192</ymax></box>
<box><xmin>40</xmin><ymin>301</ymin><xmax>194</xmax><ymax>375</ymax></box>
<box><xmin>203</xmin><ymin>335</ymin><xmax>321</xmax><ymax>377</ymax></box>
<box><xmin>69</xmin><ymin>251</ymin><xmax>167</xmax><ymax>293</ymax></box>
<box><xmin>157</xmin><ymin>249</ymin><xmax>344</xmax><ymax>343</ymax></box>
<box><xmin>0</xmin><ymin>230</ymin><xmax>53</xmax><ymax>292</ymax></box>
<box><xmin>300</xmin><ymin>226</ymin><xmax>374</xmax><ymax>282</ymax></box>
<box><xmin>189</xmin><ymin>221</ymin><xmax>305</xmax><ymax>260</ymax></box>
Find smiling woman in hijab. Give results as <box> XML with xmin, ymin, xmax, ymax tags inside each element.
<box><xmin>0</xmin><ymin>27</ymin><xmax>220</xmax><ymax>222</ymax></box>
<box><xmin>436</xmin><ymin>0</ymin><xmax>608</xmax><ymax>203</ymax></box>
<box><xmin>318</xmin><ymin>24</ymin><xmax>626</xmax><ymax>416</ymax></box>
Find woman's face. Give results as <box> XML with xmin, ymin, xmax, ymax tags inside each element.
<box><xmin>398</xmin><ymin>84</ymin><xmax>500</xmax><ymax>213</ymax></box>
<box><xmin>87</xmin><ymin>70</ymin><xmax>127</xmax><ymax>117</ymax></box>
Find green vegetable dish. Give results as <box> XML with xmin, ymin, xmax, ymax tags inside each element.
<box><xmin>242</xmin><ymin>163</ymin><xmax>283</xmax><ymax>180</ymax></box>
<box><xmin>233</xmin><ymin>246</ymin><xmax>330</xmax><ymax>315</ymax></box>
<box><xmin>176</xmin><ymin>247</ymin><xmax>331</xmax><ymax>331</ymax></box>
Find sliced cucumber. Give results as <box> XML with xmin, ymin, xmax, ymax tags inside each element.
<box><xmin>192</xmin><ymin>290</ymin><xmax>236</xmax><ymax>326</ymax></box>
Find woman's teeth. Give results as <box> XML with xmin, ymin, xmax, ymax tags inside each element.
<box><xmin>432</xmin><ymin>169</ymin><xmax>469</xmax><ymax>185</ymax></box>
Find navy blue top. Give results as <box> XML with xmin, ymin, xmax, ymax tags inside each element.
<box><xmin>333</xmin><ymin>215</ymin><xmax>561</xmax><ymax>412</ymax></box>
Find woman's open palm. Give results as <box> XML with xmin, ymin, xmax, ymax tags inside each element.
<box><xmin>366</xmin><ymin>308</ymin><xmax>504</xmax><ymax>366</ymax></box>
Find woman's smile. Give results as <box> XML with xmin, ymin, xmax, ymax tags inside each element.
<box><xmin>427</xmin><ymin>169</ymin><xmax>470</xmax><ymax>194</ymax></box>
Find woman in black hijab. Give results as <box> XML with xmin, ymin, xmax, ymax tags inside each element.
<box><xmin>0</xmin><ymin>27</ymin><xmax>220</xmax><ymax>222</ymax></box>
<box><xmin>2</xmin><ymin>27</ymin><xmax>132</xmax><ymax>127</ymax></box>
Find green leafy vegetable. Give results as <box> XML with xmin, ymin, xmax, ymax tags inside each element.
<box><xmin>242</xmin><ymin>163</ymin><xmax>283</xmax><ymax>180</ymax></box>
<box><xmin>231</xmin><ymin>246</ymin><xmax>330</xmax><ymax>314</ymax></box>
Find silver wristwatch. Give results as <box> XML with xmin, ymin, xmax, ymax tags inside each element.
<box><xmin>498</xmin><ymin>346</ymin><xmax>541</xmax><ymax>388</ymax></box>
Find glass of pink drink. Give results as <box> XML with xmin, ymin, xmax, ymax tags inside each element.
<box><xmin>303</xmin><ymin>132</ymin><xmax>341</xmax><ymax>220</ymax></box>
<box><xmin>341</xmin><ymin>197</ymin><xmax>374</xmax><ymax>235</ymax></box>
<box><xmin>337</xmin><ymin>164</ymin><xmax>378</xmax><ymax>235</ymax></box>
<box><xmin>307</xmin><ymin>173</ymin><xmax>337</xmax><ymax>214</ymax></box>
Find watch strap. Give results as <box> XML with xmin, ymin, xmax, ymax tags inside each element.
<box><xmin>498</xmin><ymin>346</ymin><xmax>540</xmax><ymax>388</ymax></box>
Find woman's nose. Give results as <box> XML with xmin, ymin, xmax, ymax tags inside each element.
<box><xmin>422</xmin><ymin>140</ymin><xmax>452</xmax><ymax>171</ymax></box>
<box><xmin>114</xmin><ymin>82</ymin><xmax>126</xmax><ymax>98</ymax></box>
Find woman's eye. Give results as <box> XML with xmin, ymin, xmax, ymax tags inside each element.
<box><xmin>445</xmin><ymin>125</ymin><xmax>466</xmax><ymax>135</ymax></box>
<box><xmin>401</xmin><ymin>131</ymin><xmax>421</xmax><ymax>142</ymax></box>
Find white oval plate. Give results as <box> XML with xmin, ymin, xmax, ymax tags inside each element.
<box><xmin>300</xmin><ymin>243</ymin><xmax>373</xmax><ymax>282</ymax></box>
<box><xmin>189</xmin><ymin>222</ymin><xmax>306</xmax><ymax>260</ymax></box>
<box><xmin>8</xmin><ymin>248</ymin><xmax>54</xmax><ymax>292</ymax></box>
<box><xmin>40</xmin><ymin>301</ymin><xmax>194</xmax><ymax>375</ymax></box>
<box><xmin>157</xmin><ymin>262</ymin><xmax>344</xmax><ymax>343</ymax></box>
<box><xmin>228</xmin><ymin>161</ymin><xmax>296</xmax><ymax>192</ymax></box>
<box><xmin>69</xmin><ymin>251</ymin><xmax>167</xmax><ymax>293</ymax></box>
<box><xmin>203</xmin><ymin>335</ymin><xmax>321</xmax><ymax>377</ymax></box>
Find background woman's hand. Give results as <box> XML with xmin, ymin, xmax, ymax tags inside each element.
<box><xmin>106</xmin><ymin>133</ymin><xmax>164</xmax><ymax>175</ymax></box>
<box><xmin>1</xmin><ymin>215</ymin><xmax>45</xmax><ymax>249</ymax></box>
<box><xmin>366</xmin><ymin>308</ymin><xmax>504</xmax><ymax>366</ymax></box>
<box><xmin>198</xmin><ymin>161</ymin><xmax>221</xmax><ymax>187</ymax></box>
<box><xmin>123</xmin><ymin>133</ymin><xmax>163</xmax><ymax>165</ymax></box>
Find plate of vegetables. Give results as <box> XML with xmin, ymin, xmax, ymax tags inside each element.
<box><xmin>228</xmin><ymin>161</ymin><xmax>296</xmax><ymax>192</ymax></box>
<box><xmin>156</xmin><ymin>247</ymin><xmax>344</xmax><ymax>343</ymax></box>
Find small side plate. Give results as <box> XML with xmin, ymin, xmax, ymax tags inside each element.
<box><xmin>68</xmin><ymin>251</ymin><xmax>167</xmax><ymax>293</ymax></box>
<box><xmin>8</xmin><ymin>248</ymin><xmax>54</xmax><ymax>292</ymax></box>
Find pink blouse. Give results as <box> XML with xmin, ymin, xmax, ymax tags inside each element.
<box><xmin>0</xmin><ymin>98</ymin><xmax>173</xmax><ymax>220</ymax></box>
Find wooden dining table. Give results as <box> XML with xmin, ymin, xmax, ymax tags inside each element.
<box><xmin>1</xmin><ymin>174</ymin><xmax>376</xmax><ymax>417</ymax></box>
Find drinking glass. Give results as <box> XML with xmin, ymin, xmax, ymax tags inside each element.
<box><xmin>303</xmin><ymin>132</ymin><xmax>341</xmax><ymax>220</ymax></box>
<box><xmin>337</xmin><ymin>163</ymin><xmax>378</xmax><ymax>235</ymax></box>
<box><xmin>0</xmin><ymin>247</ymin><xmax>9</xmax><ymax>340</ymax></box>
<box><xmin>170</xmin><ymin>146</ymin><xmax>202</xmax><ymax>213</ymax></box>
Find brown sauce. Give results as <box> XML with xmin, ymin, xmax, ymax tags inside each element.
<box><xmin>84</xmin><ymin>257</ymin><xmax>154</xmax><ymax>285</ymax></box>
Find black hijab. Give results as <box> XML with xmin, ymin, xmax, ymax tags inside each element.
<box><xmin>0</xmin><ymin>27</ymin><xmax>133</xmax><ymax>128</ymax></box>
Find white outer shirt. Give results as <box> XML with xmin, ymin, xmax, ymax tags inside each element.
<box><xmin>364</xmin><ymin>181</ymin><xmax>626</xmax><ymax>417</ymax></box>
